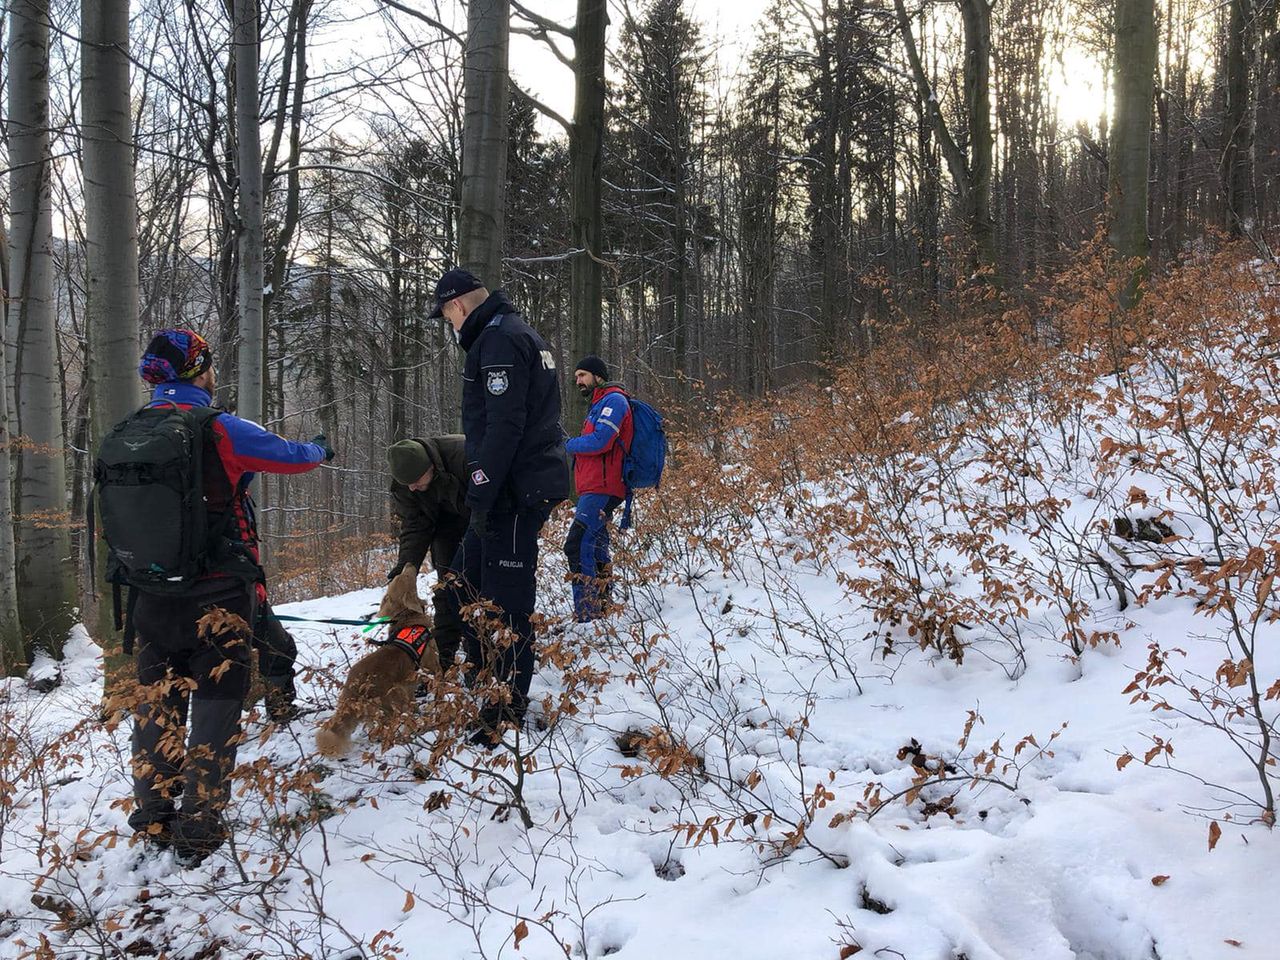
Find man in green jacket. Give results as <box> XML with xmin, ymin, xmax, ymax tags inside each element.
<box><xmin>387</xmin><ymin>436</ymin><xmax>470</xmax><ymax>668</ymax></box>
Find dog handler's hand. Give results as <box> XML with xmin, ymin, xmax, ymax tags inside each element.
<box><xmin>387</xmin><ymin>561</ymin><xmax>406</xmax><ymax>581</ymax></box>
<box><xmin>470</xmin><ymin>509</ymin><xmax>490</xmax><ymax>538</ymax></box>
<box><xmin>310</xmin><ymin>434</ymin><xmax>336</xmax><ymax>462</ymax></box>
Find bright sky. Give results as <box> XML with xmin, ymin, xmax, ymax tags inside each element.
<box><xmin>322</xmin><ymin>0</ymin><xmax>1109</xmax><ymax>151</ymax></box>
<box><xmin>505</xmin><ymin>0</ymin><xmax>1108</xmax><ymax>135</ymax></box>
<box><xmin>507</xmin><ymin>0</ymin><xmax>774</xmax><ymax>131</ymax></box>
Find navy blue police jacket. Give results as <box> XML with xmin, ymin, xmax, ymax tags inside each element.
<box><xmin>457</xmin><ymin>291</ymin><xmax>570</xmax><ymax>514</ymax></box>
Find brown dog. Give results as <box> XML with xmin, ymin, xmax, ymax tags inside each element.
<box><xmin>315</xmin><ymin>566</ymin><xmax>441</xmax><ymax>757</ymax></box>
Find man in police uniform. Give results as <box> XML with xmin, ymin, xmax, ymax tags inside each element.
<box><xmin>430</xmin><ymin>268</ymin><xmax>569</xmax><ymax>744</ymax></box>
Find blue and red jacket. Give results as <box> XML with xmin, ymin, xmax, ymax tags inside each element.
<box><xmin>147</xmin><ymin>382</ymin><xmax>325</xmax><ymax>581</ymax></box>
<box><xmin>566</xmin><ymin>385</ymin><xmax>633</xmax><ymax>499</ymax></box>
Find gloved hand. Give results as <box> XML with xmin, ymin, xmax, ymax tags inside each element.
<box><xmin>387</xmin><ymin>561</ymin><xmax>406</xmax><ymax>582</ymax></box>
<box><xmin>310</xmin><ymin>434</ymin><xmax>336</xmax><ymax>462</ymax></box>
<box><xmin>469</xmin><ymin>509</ymin><xmax>490</xmax><ymax>539</ymax></box>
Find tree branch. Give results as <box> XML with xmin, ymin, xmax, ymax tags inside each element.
<box><xmin>893</xmin><ymin>0</ymin><xmax>971</xmax><ymax>194</ymax></box>
<box><xmin>377</xmin><ymin>0</ymin><xmax>463</xmax><ymax>45</ymax></box>
<box><xmin>510</xmin><ymin>25</ymin><xmax>576</xmax><ymax>70</ymax></box>
<box><xmin>511</xmin><ymin>82</ymin><xmax>571</xmax><ymax>133</ymax></box>
<box><xmin>510</xmin><ymin>0</ymin><xmax>575</xmax><ymax>38</ymax></box>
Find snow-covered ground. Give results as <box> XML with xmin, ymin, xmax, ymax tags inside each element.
<box><xmin>2</xmin><ymin>540</ymin><xmax>1276</xmax><ymax>958</ymax></box>
<box><xmin>5</xmin><ymin>305</ymin><xmax>1280</xmax><ymax>958</ymax></box>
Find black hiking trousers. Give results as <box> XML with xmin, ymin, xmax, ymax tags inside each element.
<box><xmin>438</xmin><ymin>503</ymin><xmax>553</xmax><ymax>731</ymax></box>
<box><xmin>128</xmin><ymin>580</ymin><xmax>255</xmax><ymax>860</ymax></box>
<box><xmin>254</xmin><ymin>602</ymin><xmax>297</xmax><ymax>713</ymax></box>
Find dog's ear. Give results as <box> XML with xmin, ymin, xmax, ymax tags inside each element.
<box><xmin>380</xmin><ymin>564</ymin><xmax>425</xmax><ymax>618</ymax></box>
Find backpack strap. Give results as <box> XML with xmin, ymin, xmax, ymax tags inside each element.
<box><xmin>620</xmin><ymin>490</ymin><xmax>634</xmax><ymax>531</ymax></box>
<box><xmin>122</xmin><ymin>586</ymin><xmax>139</xmax><ymax>655</ymax></box>
<box><xmin>87</xmin><ymin>480</ymin><xmax>98</xmax><ymax>589</ymax></box>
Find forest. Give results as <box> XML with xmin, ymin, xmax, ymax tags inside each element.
<box><xmin>4</xmin><ymin>1</ymin><xmax>1280</xmax><ymax>957</ymax></box>
<box><xmin>3</xmin><ymin>0</ymin><xmax>1275</xmax><ymax>671</ymax></box>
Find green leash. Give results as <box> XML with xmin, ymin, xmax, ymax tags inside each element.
<box><xmin>274</xmin><ymin>614</ymin><xmax>391</xmax><ymax>634</ymax></box>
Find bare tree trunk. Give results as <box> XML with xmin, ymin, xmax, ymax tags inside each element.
<box><xmin>571</xmin><ymin>0</ymin><xmax>607</xmax><ymax>360</ymax></box>
<box><xmin>1223</xmin><ymin>0</ymin><xmax>1257</xmax><ymax>235</ymax></box>
<box><xmin>0</xmin><ymin>231</ymin><xmax>23</xmax><ymax>674</ymax></box>
<box><xmin>460</xmin><ymin>0</ymin><xmax>510</xmax><ymax>282</ymax></box>
<box><xmin>895</xmin><ymin>0</ymin><xmax>998</xmax><ymax>282</ymax></box>
<box><xmin>959</xmin><ymin>0</ymin><xmax>997</xmax><ymax>276</ymax></box>
<box><xmin>9</xmin><ymin>0</ymin><xmax>75</xmax><ymax>663</ymax></box>
<box><xmin>262</xmin><ymin>0</ymin><xmax>311</xmax><ymax>331</ymax></box>
<box><xmin>82</xmin><ymin>0</ymin><xmax>142</xmax><ymax>671</ymax></box>
<box><xmin>234</xmin><ymin>0</ymin><xmax>265</xmax><ymax>423</ymax></box>
<box><xmin>1109</xmin><ymin>0</ymin><xmax>1156</xmax><ymax>306</ymax></box>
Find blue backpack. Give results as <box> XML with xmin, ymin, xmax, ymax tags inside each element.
<box><xmin>623</xmin><ymin>396</ymin><xmax>666</xmax><ymax>489</ymax></box>
<box><xmin>620</xmin><ymin>395</ymin><xmax>667</xmax><ymax>528</ymax></box>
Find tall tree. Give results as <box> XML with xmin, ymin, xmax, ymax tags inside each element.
<box><xmin>8</xmin><ymin>0</ymin><xmax>75</xmax><ymax>663</ymax></box>
<box><xmin>82</xmin><ymin>0</ymin><xmax>142</xmax><ymax>648</ymax></box>
<box><xmin>1109</xmin><ymin>0</ymin><xmax>1157</xmax><ymax>304</ymax></box>
<box><xmin>570</xmin><ymin>0</ymin><xmax>607</xmax><ymax>360</ymax></box>
<box><xmin>1222</xmin><ymin>0</ymin><xmax>1257</xmax><ymax>235</ymax></box>
<box><xmin>610</xmin><ymin>0</ymin><xmax>708</xmax><ymax>387</ymax></box>
<box><xmin>736</xmin><ymin>2</ymin><xmax>801</xmax><ymax>389</ymax></box>
<box><xmin>0</xmin><ymin>232</ymin><xmax>23</xmax><ymax>674</ymax></box>
<box><xmin>896</xmin><ymin>0</ymin><xmax>998</xmax><ymax>280</ymax></box>
<box><xmin>235</xmin><ymin>0</ymin><xmax>266</xmax><ymax>423</ymax></box>
<box><xmin>460</xmin><ymin>0</ymin><xmax>511</xmax><ymax>281</ymax></box>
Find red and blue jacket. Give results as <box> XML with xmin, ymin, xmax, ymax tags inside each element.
<box><xmin>147</xmin><ymin>382</ymin><xmax>325</xmax><ymax>583</ymax></box>
<box><xmin>566</xmin><ymin>385</ymin><xmax>633</xmax><ymax>499</ymax></box>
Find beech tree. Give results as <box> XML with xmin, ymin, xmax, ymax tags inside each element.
<box><xmin>82</xmin><ymin>0</ymin><xmax>142</xmax><ymax>655</ymax></box>
<box><xmin>0</xmin><ymin>230</ymin><xmax>22</xmax><ymax>675</ymax></box>
<box><xmin>1109</xmin><ymin>0</ymin><xmax>1156</xmax><ymax>304</ymax></box>
<box><xmin>235</xmin><ymin>0</ymin><xmax>267</xmax><ymax>423</ymax></box>
<box><xmin>460</xmin><ymin>0</ymin><xmax>511</xmax><ymax>281</ymax></box>
<box><xmin>8</xmin><ymin>0</ymin><xmax>75</xmax><ymax>664</ymax></box>
<box><xmin>896</xmin><ymin>0</ymin><xmax>998</xmax><ymax>280</ymax></box>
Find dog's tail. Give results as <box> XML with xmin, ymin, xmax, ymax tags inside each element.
<box><xmin>316</xmin><ymin>702</ymin><xmax>358</xmax><ymax>757</ymax></box>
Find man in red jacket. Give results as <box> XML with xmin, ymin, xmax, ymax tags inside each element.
<box><xmin>564</xmin><ymin>356</ymin><xmax>633</xmax><ymax>621</ymax></box>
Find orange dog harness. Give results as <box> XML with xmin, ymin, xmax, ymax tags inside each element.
<box><xmin>375</xmin><ymin>623</ymin><xmax>432</xmax><ymax>664</ymax></box>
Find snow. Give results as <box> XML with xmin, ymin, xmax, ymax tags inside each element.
<box><xmin>5</xmin><ymin>349</ymin><xmax>1280</xmax><ymax>958</ymax></box>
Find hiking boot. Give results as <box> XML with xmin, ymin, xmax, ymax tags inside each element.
<box><xmin>265</xmin><ymin>688</ymin><xmax>301</xmax><ymax>724</ymax></box>
<box><xmin>467</xmin><ymin>725</ymin><xmax>501</xmax><ymax>750</ymax></box>
<box><xmin>131</xmin><ymin>819</ymin><xmax>175</xmax><ymax>854</ymax></box>
<box><xmin>467</xmin><ymin>706</ymin><xmax>525</xmax><ymax>749</ymax></box>
<box><xmin>170</xmin><ymin>814</ymin><xmax>226</xmax><ymax>868</ymax></box>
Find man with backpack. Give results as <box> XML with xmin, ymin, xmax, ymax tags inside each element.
<box><xmin>564</xmin><ymin>356</ymin><xmax>633</xmax><ymax>622</ymax></box>
<box><xmin>564</xmin><ymin>356</ymin><xmax>668</xmax><ymax>622</ymax></box>
<box><xmin>429</xmin><ymin>268</ymin><xmax>570</xmax><ymax>746</ymax></box>
<box><xmin>98</xmin><ymin>329</ymin><xmax>331</xmax><ymax>865</ymax></box>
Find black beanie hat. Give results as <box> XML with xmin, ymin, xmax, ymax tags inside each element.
<box><xmin>574</xmin><ymin>355</ymin><xmax>609</xmax><ymax>381</ymax></box>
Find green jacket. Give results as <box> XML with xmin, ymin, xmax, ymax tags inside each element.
<box><xmin>390</xmin><ymin>435</ymin><xmax>469</xmax><ymax>570</ymax></box>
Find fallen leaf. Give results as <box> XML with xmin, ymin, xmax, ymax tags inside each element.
<box><xmin>1209</xmin><ymin>820</ymin><xmax>1222</xmax><ymax>851</ymax></box>
<box><xmin>514</xmin><ymin>919</ymin><xmax>529</xmax><ymax>950</ymax></box>
<box><xmin>1224</xmin><ymin>939</ymin><xmax>1242</xmax><ymax>947</ymax></box>
<box><xmin>402</xmin><ymin>891</ymin><xmax>415</xmax><ymax>913</ymax></box>
<box><xmin>1150</xmin><ymin>875</ymin><xmax>1170</xmax><ymax>886</ymax></box>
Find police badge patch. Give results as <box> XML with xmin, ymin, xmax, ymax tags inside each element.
<box><xmin>486</xmin><ymin>370</ymin><xmax>509</xmax><ymax>395</ymax></box>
